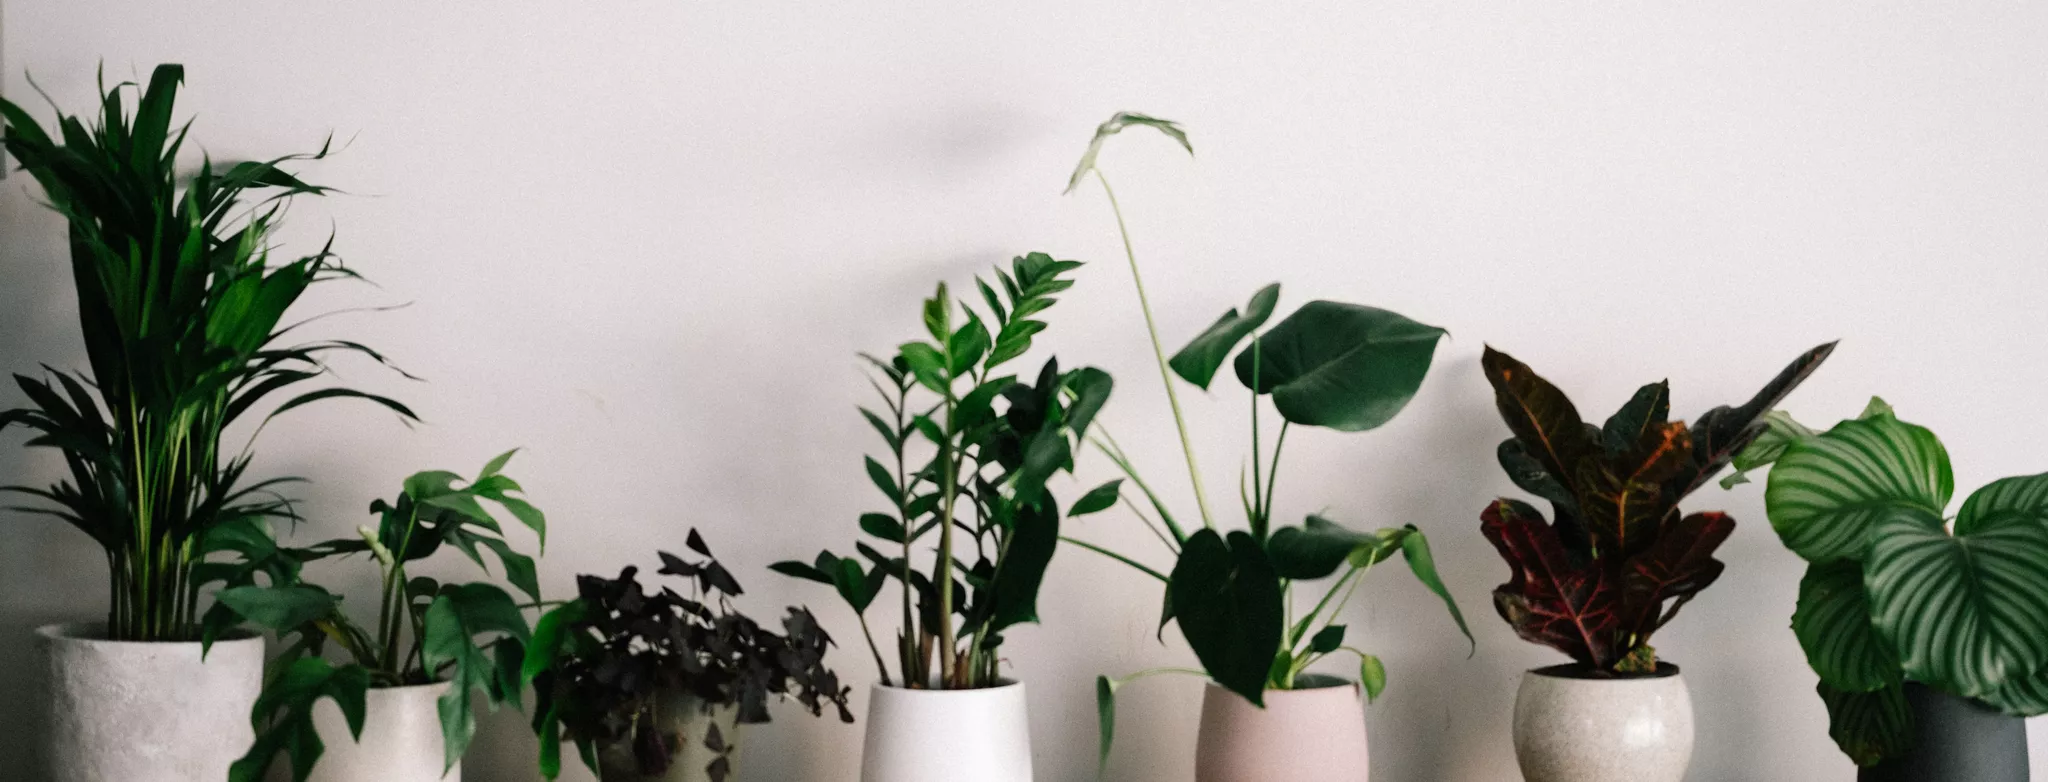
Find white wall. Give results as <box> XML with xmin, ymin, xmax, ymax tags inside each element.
<box><xmin>4</xmin><ymin>2</ymin><xmax>2047</xmax><ymax>780</ymax></box>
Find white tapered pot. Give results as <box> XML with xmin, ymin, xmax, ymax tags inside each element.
<box><xmin>1195</xmin><ymin>676</ymin><xmax>1371</xmax><ymax>781</ymax></box>
<box><xmin>304</xmin><ymin>681</ymin><xmax>458</xmax><ymax>782</ymax></box>
<box><xmin>595</xmin><ymin>691</ymin><xmax>742</xmax><ymax>782</ymax></box>
<box><xmin>1512</xmin><ymin>664</ymin><xmax>1694</xmax><ymax>782</ymax></box>
<box><xmin>859</xmin><ymin>680</ymin><xmax>1032</xmax><ymax>782</ymax></box>
<box><xmin>39</xmin><ymin>622</ymin><xmax>265</xmax><ymax>782</ymax></box>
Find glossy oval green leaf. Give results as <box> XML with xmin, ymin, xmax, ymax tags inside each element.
<box><xmin>1765</xmin><ymin>413</ymin><xmax>1952</xmax><ymax>563</ymax></box>
<box><xmin>1867</xmin><ymin>509</ymin><xmax>2048</xmax><ymax>697</ymax></box>
<box><xmin>1792</xmin><ymin>560</ymin><xmax>1901</xmax><ymax>692</ymax></box>
<box><xmin>1069</xmin><ymin>480</ymin><xmax>1124</xmax><ymax>517</ymax></box>
<box><xmin>1232</xmin><ymin>302</ymin><xmax>1445</xmax><ymax>432</ymax></box>
<box><xmin>1169</xmin><ymin>284</ymin><xmax>1279</xmax><ymax>390</ymax></box>
<box><xmin>1358</xmin><ymin>652</ymin><xmax>1387</xmax><ymax>703</ymax></box>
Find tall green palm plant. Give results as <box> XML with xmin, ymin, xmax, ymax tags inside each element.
<box><xmin>0</xmin><ymin>64</ymin><xmax>414</xmax><ymax>642</ymax></box>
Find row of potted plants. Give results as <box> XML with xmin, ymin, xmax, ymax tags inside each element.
<box><xmin>5</xmin><ymin>64</ymin><xmax>2042</xmax><ymax>782</ymax></box>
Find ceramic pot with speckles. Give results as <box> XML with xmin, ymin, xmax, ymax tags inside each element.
<box><xmin>39</xmin><ymin>623</ymin><xmax>266</xmax><ymax>782</ymax></box>
<box><xmin>1512</xmin><ymin>663</ymin><xmax>1693</xmax><ymax>782</ymax></box>
<box><xmin>1194</xmin><ymin>675</ymin><xmax>1371</xmax><ymax>782</ymax></box>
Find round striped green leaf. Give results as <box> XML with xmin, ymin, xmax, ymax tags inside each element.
<box><xmin>1793</xmin><ymin>560</ymin><xmax>1902</xmax><ymax>692</ymax></box>
<box><xmin>1765</xmin><ymin>414</ymin><xmax>1952</xmax><ymax>562</ymax></box>
<box><xmin>1956</xmin><ymin>472</ymin><xmax>2048</xmax><ymax>536</ymax></box>
<box><xmin>1867</xmin><ymin>509</ymin><xmax>2048</xmax><ymax>697</ymax></box>
<box><xmin>1980</xmin><ymin>665</ymin><xmax>2048</xmax><ymax>716</ymax></box>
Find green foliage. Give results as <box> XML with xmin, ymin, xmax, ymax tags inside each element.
<box><xmin>222</xmin><ymin>451</ymin><xmax>546</xmax><ymax>781</ymax></box>
<box><xmin>1742</xmin><ymin>400</ymin><xmax>2048</xmax><ymax>765</ymax></box>
<box><xmin>0</xmin><ymin>64</ymin><xmax>415</xmax><ymax>641</ymax></box>
<box><xmin>774</xmin><ymin>253</ymin><xmax>1114</xmax><ymax>690</ymax></box>
<box><xmin>1061</xmin><ymin>112</ymin><xmax>1467</xmax><ymax>770</ymax></box>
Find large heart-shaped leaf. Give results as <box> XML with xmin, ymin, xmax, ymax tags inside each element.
<box><xmin>1866</xmin><ymin>508</ymin><xmax>2048</xmax><ymax>697</ymax></box>
<box><xmin>1793</xmin><ymin>559</ymin><xmax>1902</xmax><ymax>692</ymax></box>
<box><xmin>1233</xmin><ymin>302</ymin><xmax>1445</xmax><ymax>432</ymax></box>
<box><xmin>1480</xmin><ymin>499</ymin><xmax>1619</xmax><ymax>668</ymax></box>
<box><xmin>1170</xmin><ymin>530</ymin><xmax>1283</xmax><ymax>706</ymax></box>
<box><xmin>989</xmin><ymin>500</ymin><xmax>1060</xmax><ymax>634</ymax></box>
<box><xmin>1064</xmin><ymin>111</ymin><xmax>1192</xmax><ymax>193</ymax></box>
<box><xmin>1765</xmin><ymin>413</ymin><xmax>1952</xmax><ymax>563</ymax></box>
<box><xmin>1170</xmin><ymin>284</ymin><xmax>1279</xmax><ymax>389</ymax></box>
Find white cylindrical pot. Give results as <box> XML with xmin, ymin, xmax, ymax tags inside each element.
<box><xmin>860</xmin><ymin>681</ymin><xmax>1031</xmax><ymax>782</ymax></box>
<box><xmin>595</xmin><ymin>692</ymin><xmax>742</xmax><ymax>782</ymax></box>
<box><xmin>1512</xmin><ymin>664</ymin><xmax>1694</xmax><ymax>782</ymax></box>
<box><xmin>305</xmin><ymin>681</ymin><xmax>458</xmax><ymax>782</ymax></box>
<box><xmin>1195</xmin><ymin>675</ymin><xmax>1370</xmax><ymax>781</ymax></box>
<box><xmin>40</xmin><ymin>622</ymin><xmax>265</xmax><ymax>782</ymax></box>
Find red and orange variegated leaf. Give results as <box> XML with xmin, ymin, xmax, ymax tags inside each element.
<box><xmin>1481</xmin><ymin>498</ymin><xmax>1622</xmax><ymax>669</ymax></box>
<box><xmin>1482</xmin><ymin>347</ymin><xmax>1599</xmax><ymax>502</ymax></box>
<box><xmin>1575</xmin><ymin>421</ymin><xmax>1693</xmax><ymax>559</ymax></box>
<box><xmin>1616</xmin><ymin>511</ymin><xmax>1736</xmax><ymax>640</ymax></box>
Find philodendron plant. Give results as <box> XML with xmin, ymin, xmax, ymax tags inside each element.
<box><xmin>774</xmin><ymin>253</ymin><xmax>1115</xmax><ymax>690</ymax></box>
<box><xmin>220</xmin><ymin>450</ymin><xmax>547</xmax><ymax>780</ymax></box>
<box><xmin>525</xmin><ymin>530</ymin><xmax>853</xmax><ymax>781</ymax></box>
<box><xmin>1733</xmin><ymin>398</ymin><xmax>2048</xmax><ymax>765</ymax></box>
<box><xmin>1060</xmin><ymin>114</ymin><xmax>1471</xmax><ymax>767</ymax></box>
<box><xmin>0</xmin><ymin>64</ymin><xmax>414</xmax><ymax>642</ymax></box>
<box><xmin>1477</xmin><ymin>344</ymin><xmax>1833</xmax><ymax>674</ymax></box>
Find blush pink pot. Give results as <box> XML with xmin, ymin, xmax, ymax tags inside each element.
<box><xmin>1194</xmin><ymin>677</ymin><xmax>1370</xmax><ymax>782</ymax></box>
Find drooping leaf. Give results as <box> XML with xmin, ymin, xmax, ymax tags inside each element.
<box><xmin>1358</xmin><ymin>652</ymin><xmax>1387</xmax><ymax>703</ymax></box>
<box><xmin>1793</xmin><ymin>559</ymin><xmax>1902</xmax><ymax>693</ymax></box>
<box><xmin>1064</xmin><ymin>111</ymin><xmax>1192</xmax><ymax>194</ymax></box>
<box><xmin>1765</xmin><ymin>413</ymin><xmax>1952</xmax><ymax>563</ymax></box>
<box><xmin>1170</xmin><ymin>530</ymin><xmax>1284</xmax><ymax>706</ymax></box>
<box><xmin>1169</xmin><ymin>284</ymin><xmax>1280</xmax><ymax>389</ymax></box>
<box><xmin>1480</xmin><ymin>499</ymin><xmax>1619</xmax><ymax>669</ymax></box>
<box><xmin>1818</xmin><ymin>680</ymin><xmax>1915</xmax><ymax>767</ymax></box>
<box><xmin>1398</xmin><ymin>528</ymin><xmax>1473</xmax><ymax>652</ymax></box>
<box><xmin>1235</xmin><ymin>302</ymin><xmax>1445</xmax><ymax>432</ymax></box>
<box><xmin>1866</xmin><ymin>507</ymin><xmax>2048</xmax><ymax>698</ymax></box>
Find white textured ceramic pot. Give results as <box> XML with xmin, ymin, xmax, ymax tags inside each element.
<box><xmin>595</xmin><ymin>693</ymin><xmax>743</xmax><ymax>782</ymax></box>
<box><xmin>860</xmin><ymin>680</ymin><xmax>1032</xmax><ymax>782</ymax></box>
<box><xmin>39</xmin><ymin>622</ymin><xmax>265</xmax><ymax>782</ymax></box>
<box><xmin>304</xmin><ymin>681</ymin><xmax>457</xmax><ymax>782</ymax></box>
<box><xmin>1195</xmin><ymin>675</ymin><xmax>1371</xmax><ymax>782</ymax></box>
<box><xmin>1512</xmin><ymin>663</ymin><xmax>1694</xmax><ymax>782</ymax></box>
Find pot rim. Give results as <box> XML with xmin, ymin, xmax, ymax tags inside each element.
<box><xmin>364</xmin><ymin>679</ymin><xmax>455</xmax><ymax>694</ymax></box>
<box><xmin>871</xmin><ymin>678</ymin><xmax>1024</xmax><ymax>695</ymax></box>
<box><xmin>1526</xmin><ymin>661</ymin><xmax>1683</xmax><ymax>681</ymax></box>
<box><xmin>36</xmin><ymin>622</ymin><xmax>260</xmax><ymax>646</ymax></box>
<box><xmin>1202</xmin><ymin>673</ymin><xmax>1359</xmax><ymax>694</ymax></box>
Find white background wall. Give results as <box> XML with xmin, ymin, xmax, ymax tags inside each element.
<box><xmin>3</xmin><ymin>2</ymin><xmax>2046</xmax><ymax>780</ymax></box>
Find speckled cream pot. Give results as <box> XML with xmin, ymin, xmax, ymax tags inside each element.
<box><xmin>1512</xmin><ymin>663</ymin><xmax>1693</xmax><ymax>782</ymax></box>
<box><xmin>1195</xmin><ymin>675</ymin><xmax>1371</xmax><ymax>782</ymax></box>
<box><xmin>39</xmin><ymin>623</ymin><xmax>265</xmax><ymax>782</ymax></box>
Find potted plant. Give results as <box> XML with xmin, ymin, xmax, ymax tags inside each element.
<box><xmin>217</xmin><ymin>450</ymin><xmax>547</xmax><ymax>781</ymax></box>
<box><xmin>1059</xmin><ymin>114</ymin><xmax>1471</xmax><ymax>781</ymax></box>
<box><xmin>772</xmin><ymin>252</ymin><xmax>1115</xmax><ymax>782</ymax></box>
<box><xmin>524</xmin><ymin>529</ymin><xmax>854</xmax><ymax>781</ymax></box>
<box><xmin>1474</xmin><ymin>343</ymin><xmax>1833</xmax><ymax>782</ymax></box>
<box><xmin>1730</xmin><ymin>398</ymin><xmax>2048</xmax><ymax>781</ymax></box>
<box><xmin>0</xmin><ymin>65</ymin><xmax>414</xmax><ymax>781</ymax></box>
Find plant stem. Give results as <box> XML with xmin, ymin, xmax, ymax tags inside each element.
<box><xmin>1263</xmin><ymin>422</ymin><xmax>1290</xmax><ymax>527</ymax></box>
<box><xmin>858</xmin><ymin>614</ymin><xmax>894</xmax><ymax>688</ymax></box>
<box><xmin>935</xmin><ymin>398</ymin><xmax>961</xmax><ymax>688</ymax></box>
<box><xmin>1249</xmin><ymin>341</ymin><xmax>1263</xmax><ymax>537</ymax></box>
<box><xmin>1093</xmin><ymin>171</ymin><xmax>1214</xmax><ymax>531</ymax></box>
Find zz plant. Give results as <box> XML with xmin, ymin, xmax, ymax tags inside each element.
<box><xmin>1476</xmin><ymin>344</ymin><xmax>1833</xmax><ymax>674</ymax></box>
<box><xmin>220</xmin><ymin>450</ymin><xmax>547</xmax><ymax>780</ymax></box>
<box><xmin>0</xmin><ymin>64</ymin><xmax>414</xmax><ymax>642</ymax></box>
<box><xmin>1061</xmin><ymin>114</ymin><xmax>1471</xmax><ymax>767</ymax></box>
<box><xmin>1735</xmin><ymin>398</ymin><xmax>2048</xmax><ymax>765</ymax></box>
<box><xmin>774</xmin><ymin>252</ymin><xmax>1114</xmax><ymax>690</ymax></box>
<box><xmin>525</xmin><ymin>530</ymin><xmax>853</xmax><ymax>781</ymax></box>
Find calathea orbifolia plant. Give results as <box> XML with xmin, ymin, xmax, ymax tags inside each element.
<box><xmin>774</xmin><ymin>252</ymin><xmax>1114</xmax><ymax>690</ymax></box>
<box><xmin>524</xmin><ymin>530</ymin><xmax>853</xmax><ymax>782</ymax></box>
<box><xmin>1476</xmin><ymin>344</ymin><xmax>1833</xmax><ymax>674</ymax></box>
<box><xmin>1733</xmin><ymin>399</ymin><xmax>2048</xmax><ymax>765</ymax></box>
<box><xmin>218</xmin><ymin>450</ymin><xmax>547</xmax><ymax>780</ymax></box>
<box><xmin>1060</xmin><ymin>114</ymin><xmax>1471</xmax><ymax>767</ymax></box>
<box><xmin>0</xmin><ymin>64</ymin><xmax>415</xmax><ymax>642</ymax></box>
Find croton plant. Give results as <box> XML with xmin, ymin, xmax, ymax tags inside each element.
<box><xmin>1478</xmin><ymin>342</ymin><xmax>1834</xmax><ymax>674</ymax></box>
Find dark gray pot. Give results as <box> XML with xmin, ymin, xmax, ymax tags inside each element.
<box><xmin>1858</xmin><ymin>683</ymin><xmax>2027</xmax><ymax>782</ymax></box>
